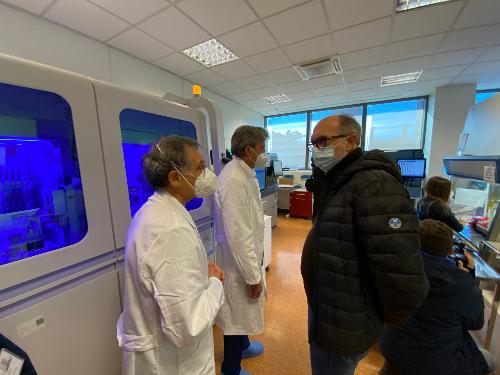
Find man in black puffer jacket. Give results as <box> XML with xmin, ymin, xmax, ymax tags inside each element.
<box><xmin>301</xmin><ymin>115</ymin><xmax>429</xmax><ymax>375</ymax></box>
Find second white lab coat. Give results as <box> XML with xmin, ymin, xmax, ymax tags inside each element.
<box><xmin>215</xmin><ymin>157</ymin><xmax>265</xmax><ymax>335</ymax></box>
<box><xmin>117</xmin><ymin>191</ymin><xmax>224</xmax><ymax>375</ymax></box>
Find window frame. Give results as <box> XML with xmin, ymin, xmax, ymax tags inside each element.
<box><xmin>264</xmin><ymin>95</ymin><xmax>429</xmax><ymax>170</ymax></box>
<box><xmin>476</xmin><ymin>89</ymin><xmax>500</xmax><ymax>104</ymax></box>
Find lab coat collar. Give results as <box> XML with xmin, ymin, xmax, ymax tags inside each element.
<box><xmin>235</xmin><ymin>157</ymin><xmax>256</xmax><ymax>178</ymax></box>
<box><xmin>154</xmin><ymin>190</ymin><xmax>197</xmax><ymax>230</ymax></box>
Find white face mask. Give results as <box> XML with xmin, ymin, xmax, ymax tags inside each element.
<box><xmin>312</xmin><ymin>139</ymin><xmax>348</xmax><ymax>174</ymax></box>
<box><xmin>173</xmin><ymin>165</ymin><xmax>217</xmax><ymax>198</ymax></box>
<box><xmin>250</xmin><ymin>147</ymin><xmax>270</xmax><ymax>168</ymax></box>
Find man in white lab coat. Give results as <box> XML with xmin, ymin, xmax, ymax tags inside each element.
<box><xmin>215</xmin><ymin>125</ymin><xmax>269</xmax><ymax>375</ymax></box>
<box><xmin>117</xmin><ymin>136</ymin><xmax>225</xmax><ymax>375</ymax></box>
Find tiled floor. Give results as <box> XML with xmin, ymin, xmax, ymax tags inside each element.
<box><xmin>214</xmin><ymin>214</ymin><xmax>384</xmax><ymax>375</ymax></box>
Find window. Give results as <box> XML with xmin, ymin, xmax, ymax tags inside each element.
<box><xmin>0</xmin><ymin>82</ymin><xmax>88</xmax><ymax>265</ymax></box>
<box><xmin>365</xmin><ymin>98</ymin><xmax>426</xmax><ymax>151</ymax></box>
<box><xmin>266</xmin><ymin>112</ymin><xmax>307</xmax><ymax>169</ymax></box>
<box><xmin>476</xmin><ymin>90</ymin><xmax>499</xmax><ymax>104</ymax></box>
<box><xmin>119</xmin><ymin>109</ymin><xmax>202</xmax><ymax>217</ymax></box>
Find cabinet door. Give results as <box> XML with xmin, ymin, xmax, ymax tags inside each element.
<box><xmin>93</xmin><ymin>81</ymin><xmax>212</xmax><ymax>250</ymax></box>
<box><xmin>0</xmin><ymin>54</ymin><xmax>114</xmax><ymax>290</ymax></box>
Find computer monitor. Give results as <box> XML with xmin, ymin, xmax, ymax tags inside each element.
<box><xmin>255</xmin><ymin>168</ymin><xmax>266</xmax><ymax>190</ymax></box>
<box><xmin>272</xmin><ymin>160</ymin><xmax>283</xmax><ymax>176</ymax></box>
<box><xmin>398</xmin><ymin>159</ymin><xmax>426</xmax><ymax>178</ymax></box>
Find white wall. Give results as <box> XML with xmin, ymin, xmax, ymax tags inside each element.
<box><xmin>427</xmin><ymin>84</ymin><xmax>476</xmax><ymax>178</ymax></box>
<box><xmin>0</xmin><ymin>3</ymin><xmax>262</xmax><ymax>146</ymax></box>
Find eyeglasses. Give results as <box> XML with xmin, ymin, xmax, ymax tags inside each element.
<box><xmin>307</xmin><ymin>134</ymin><xmax>351</xmax><ymax>151</ymax></box>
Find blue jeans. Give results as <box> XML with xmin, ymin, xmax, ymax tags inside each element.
<box><xmin>221</xmin><ymin>335</ymin><xmax>250</xmax><ymax>375</ymax></box>
<box><xmin>308</xmin><ymin>306</ymin><xmax>367</xmax><ymax>375</ymax></box>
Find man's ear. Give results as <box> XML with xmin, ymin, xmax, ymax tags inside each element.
<box><xmin>167</xmin><ymin>170</ymin><xmax>182</xmax><ymax>188</ymax></box>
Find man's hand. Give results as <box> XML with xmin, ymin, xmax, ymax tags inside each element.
<box><xmin>208</xmin><ymin>261</ymin><xmax>224</xmax><ymax>282</ymax></box>
<box><xmin>247</xmin><ymin>282</ymin><xmax>262</xmax><ymax>299</ymax></box>
<box><xmin>457</xmin><ymin>251</ymin><xmax>476</xmax><ymax>273</ymax></box>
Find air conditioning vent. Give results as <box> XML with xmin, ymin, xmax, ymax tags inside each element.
<box><xmin>293</xmin><ymin>56</ymin><xmax>342</xmax><ymax>80</ymax></box>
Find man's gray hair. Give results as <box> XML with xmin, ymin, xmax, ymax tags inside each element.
<box><xmin>231</xmin><ymin>125</ymin><xmax>269</xmax><ymax>158</ymax></box>
<box><xmin>337</xmin><ymin>115</ymin><xmax>362</xmax><ymax>145</ymax></box>
<box><xmin>142</xmin><ymin>135</ymin><xmax>199</xmax><ymax>190</ymax></box>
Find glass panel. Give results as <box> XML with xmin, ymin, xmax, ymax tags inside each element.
<box><xmin>310</xmin><ymin>106</ymin><xmax>363</xmax><ymax>132</ymax></box>
<box><xmin>0</xmin><ymin>82</ymin><xmax>88</xmax><ymax>265</ymax></box>
<box><xmin>266</xmin><ymin>112</ymin><xmax>307</xmax><ymax>170</ymax></box>
<box><xmin>476</xmin><ymin>91</ymin><xmax>499</xmax><ymax>104</ymax></box>
<box><xmin>365</xmin><ymin>98</ymin><xmax>426</xmax><ymax>151</ymax></box>
<box><xmin>119</xmin><ymin>109</ymin><xmax>201</xmax><ymax>217</ymax></box>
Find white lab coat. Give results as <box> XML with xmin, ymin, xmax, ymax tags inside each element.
<box><xmin>215</xmin><ymin>157</ymin><xmax>265</xmax><ymax>335</ymax></box>
<box><xmin>117</xmin><ymin>191</ymin><xmax>224</xmax><ymax>375</ymax></box>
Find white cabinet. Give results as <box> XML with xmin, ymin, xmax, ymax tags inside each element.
<box><xmin>263</xmin><ymin>215</ymin><xmax>272</xmax><ymax>271</ymax></box>
<box><xmin>262</xmin><ymin>192</ymin><xmax>277</xmax><ymax>227</ymax></box>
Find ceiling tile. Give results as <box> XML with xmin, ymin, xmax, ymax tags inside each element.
<box><xmin>413</xmin><ymin>77</ymin><xmax>455</xmax><ymax>89</ymax></box>
<box><xmin>477</xmin><ymin>78</ymin><xmax>500</xmax><ymax>90</ymax></box>
<box><xmin>478</xmin><ymin>45</ymin><xmax>500</xmax><ymax>62</ymax></box>
<box><xmin>211</xmin><ymin>60</ymin><xmax>256</xmax><ymax>80</ymax></box>
<box><xmin>462</xmin><ymin>61</ymin><xmax>500</xmax><ymax>75</ymax></box>
<box><xmin>382</xmin><ymin>56</ymin><xmax>432</xmax><ymax>75</ymax></box>
<box><xmin>343</xmin><ymin>65</ymin><xmax>383</xmax><ymax>83</ymax></box>
<box><xmin>154</xmin><ymin>53</ymin><xmax>205</xmax><ymax>75</ymax></box>
<box><xmin>208</xmin><ymin>81</ymin><xmax>244</xmax><ymax>95</ymax></box>
<box><xmin>45</xmin><ymin>0</ymin><xmax>129</xmax><ymax>41</ymax></box>
<box><xmin>264</xmin><ymin>1</ymin><xmax>329</xmax><ymax>45</ymax></box>
<box><xmin>108</xmin><ymin>28</ymin><xmax>173</xmax><ymax>61</ymax></box>
<box><xmin>420</xmin><ymin>65</ymin><xmax>467</xmax><ymax>81</ymax></box>
<box><xmin>454</xmin><ymin>0</ymin><xmax>500</xmax><ymax>29</ymax></box>
<box><xmin>251</xmin><ymin>86</ymin><xmax>283</xmax><ymax>98</ymax></box>
<box><xmin>454</xmin><ymin>73</ymin><xmax>495</xmax><ymax>84</ymax></box>
<box><xmin>387</xmin><ymin>34</ymin><xmax>445</xmax><ymax>62</ymax></box>
<box><xmin>340</xmin><ymin>46</ymin><xmax>386</xmax><ymax>71</ymax></box>
<box><xmin>232</xmin><ymin>75</ymin><xmax>269</xmax><ymax>90</ymax></box>
<box><xmin>138</xmin><ymin>7</ymin><xmax>210</xmax><ymax>50</ymax></box>
<box><xmin>345</xmin><ymin>78</ymin><xmax>380</xmax><ymax>92</ymax></box>
<box><xmin>313</xmin><ymin>85</ymin><xmax>346</xmax><ymax>97</ymax></box>
<box><xmin>391</xmin><ymin>1</ymin><xmax>463</xmax><ymax>42</ymax></box>
<box><xmin>439</xmin><ymin>25</ymin><xmax>500</xmax><ymax>52</ymax></box>
<box><xmin>427</xmin><ymin>48</ymin><xmax>486</xmax><ymax>68</ymax></box>
<box><xmin>325</xmin><ymin>0</ymin><xmax>394</xmax><ymax>31</ymax></box>
<box><xmin>308</xmin><ymin>74</ymin><xmax>343</xmax><ymax>89</ymax></box>
<box><xmin>231</xmin><ymin>91</ymin><xmax>258</xmax><ymax>102</ymax></box>
<box><xmin>247</xmin><ymin>0</ymin><xmax>308</xmax><ymax>18</ymax></box>
<box><xmin>332</xmin><ymin>18</ymin><xmax>391</xmax><ymax>54</ymax></box>
<box><xmin>241</xmin><ymin>99</ymin><xmax>265</xmax><ymax>107</ymax></box>
<box><xmin>218</xmin><ymin>22</ymin><xmax>277</xmax><ymax>58</ymax></box>
<box><xmin>288</xmin><ymin>90</ymin><xmax>317</xmax><ymax>100</ymax></box>
<box><xmin>88</xmin><ymin>0</ymin><xmax>169</xmax><ymax>24</ymax></box>
<box><xmin>184</xmin><ymin>69</ymin><xmax>225</xmax><ymax>86</ymax></box>
<box><xmin>262</xmin><ymin>67</ymin><xmax>301</xmax><ymax>85</ymax></box>
<box><xmin>177</xmin><ymin>0</ymin><xmax>257</xmax><ymax>35</ymax></box>
<box><xmin>2</xmin><ymin>0</ymin><xmax>53</xmax><ymax>14</ymax></box>
<box><xmin>283</xmin><ymin>34</ymin><xmax>334</xmax><ymax>64</ymax></box>
<box><xmin>245</xmin><ymin>49</ymin><xmax>291</xmax><ymax>73</ymax></box>
<box><xmin>278</xmin><ymin>80</ymin><xmax>311</xmax><ymax>94</ymax></box>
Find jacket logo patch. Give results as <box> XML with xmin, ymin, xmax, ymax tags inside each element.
<box><xmin>389</xmin><ymin>218</ymin><xmax>402</xmax><ymax>229</ymax></box>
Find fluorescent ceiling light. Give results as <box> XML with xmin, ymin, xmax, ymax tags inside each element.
<box><xmin>380</xmin><ymin>70</ymin><xmax>423</xmax><ymax>86</ymax></box>
<box><xmin>183</xmin><ymin>39</ymin><xmax>238</xmax><ymax>67</ymax></box>
<box><xmin>396</xmin><ymin>0</ymin><xmax>452</xmax><ymax>12</ymax></box>
<box><xmin>262</xmin><ymin>95</ymin><xmax>291</xmax><ymax>104</ymax></box>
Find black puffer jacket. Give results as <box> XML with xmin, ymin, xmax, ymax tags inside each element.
<box><xmin>303</xmin><ymin>148</ymin><xmax>429</xmax><ymax>356</ymax></box>
<box><xmin>379</xmin><ymin>252</ymin><xmax>489</xmax><ymax>375</ymax></box>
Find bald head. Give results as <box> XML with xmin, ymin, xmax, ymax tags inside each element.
<box><xmin>313</xmin><ymin>115</ymin><xmax>361</xmax><ymax>146</ymax></box>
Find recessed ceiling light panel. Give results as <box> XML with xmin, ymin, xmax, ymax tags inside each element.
<box><xmin>262</xmin><ymin>94</ymin><xmax>291</xmax><ymax>104</ymax></box>
<box><xmin>183</xmin><ymin>39</ymin><xmax>238</xmax><ymax>67</ymax></box>
<box><xmin>380</xmin><ymin>70</ymin><xmax>423</xmax><ymax>86</ymax></box>
<box><xmin>396</xmin><ymin>0</ymin><xmax>452</xmax><ymax>12</ymax></box>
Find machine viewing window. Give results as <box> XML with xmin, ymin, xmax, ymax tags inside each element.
<box><xmin>0</xmin><ymin>82</ymin><xmax>88</xmax><ymax>266</ymax></box>
<box><xmin>119</xmin><ymin>109</ymin><xmax>201</xmax><ymax>217</ymax></box>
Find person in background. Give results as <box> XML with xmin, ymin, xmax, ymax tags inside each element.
<box><xmin>215</xmin><ymin>125</ymin><xmax>269</xmax><ymax>375</ymax></box>
<box><xmin>302</xmin><ymin>115</ymin><xmax>429</xmax><ymax>375</ymax></box>
<box><xmin>117</xmin><ymin>136</ymin><xmax>225</xmax><ymax>375</ymax></box>
<box><xmin>379</xmin><ymin>219</ymin><xmax>494</xmax><ymax>375</ymax></box>
<box><xmin>417</xmin><ymin>176</ymin><xmax>464</xmax><ymax>232</ymax></box>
